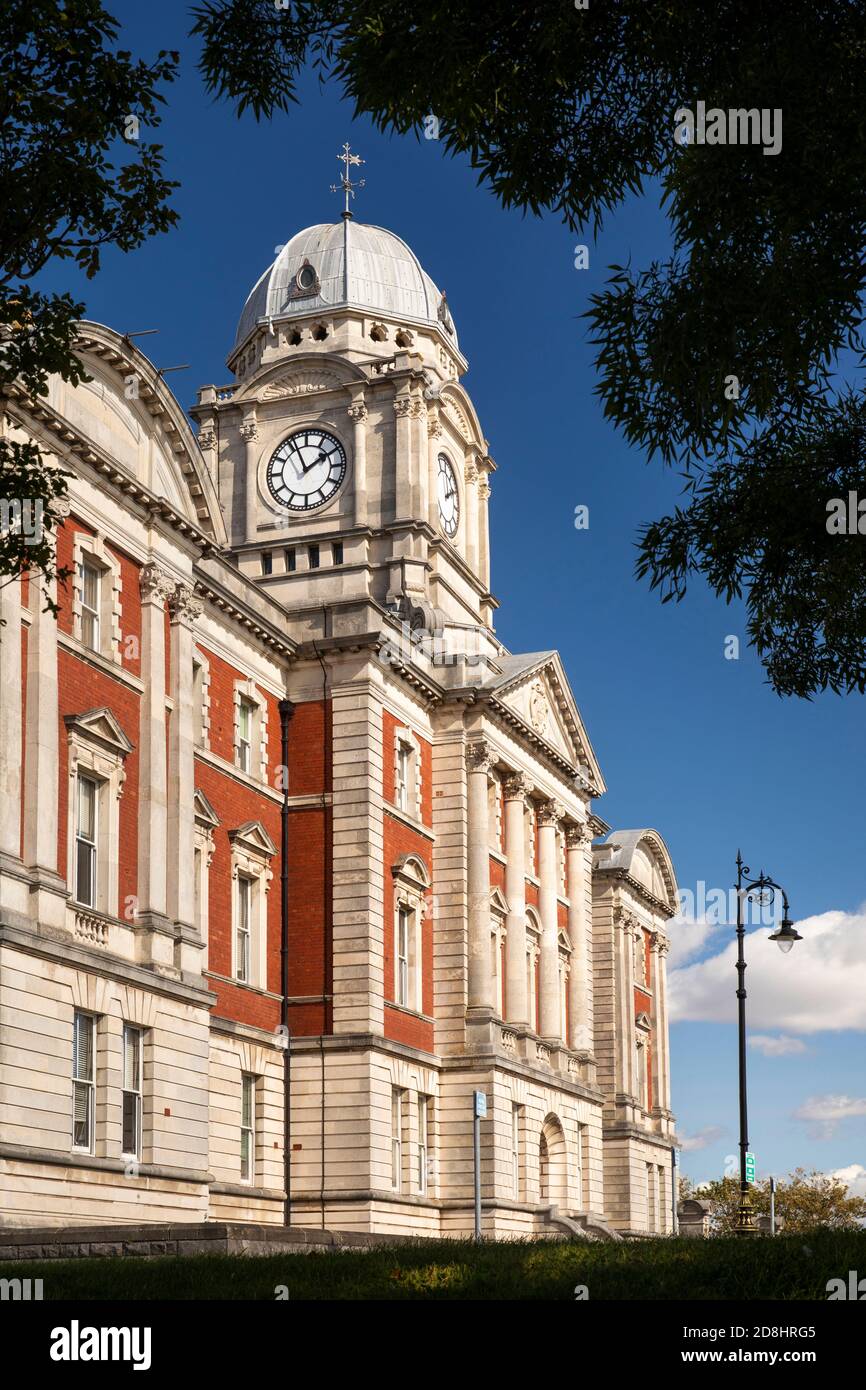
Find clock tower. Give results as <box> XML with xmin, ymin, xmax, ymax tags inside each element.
<box><xmin>192</xmin><ymin>162</ymin><xmax>499</xmax><ymax>670</ymax></box>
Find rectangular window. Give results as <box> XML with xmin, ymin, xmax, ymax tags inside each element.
<box><xmin>308</xmin><ymin>543</ymin><xmax>320</xmax><ymax>570</ymax></box>
<box><xmin>79</xmin><ymin>559</ymin><xmax>101</xmax><ymax>651</ymax></box>
<box><xmin>396</xmin><ymin>905</ymin><xmax>410</xmax><ymax>1007</ymax></box>
<box><xmin>512</xmin><ymin>1104</ymin><xmax>521</xmax><ymax>1199</ymax></box>
<box><xmin>332</xmin><ymin>541</ymin><xmax>344</xmax><ymax>566</ymax></box>
<box><xmin>417</xmin><ymin>1094</ymin><xmax>429</xmax><ymax>1194</ymax></box>
<box><xmin>193</xmin><ymin>846</ymin><xmax>202</xmax><ymax>932</ymax></box>
<box><xmin>122</xmin><ymin>1024</ymin><xmax>142</xmax><ymax>1158</ymax></box>
<box><xmin>192</xmin><ymin>660</ymin><xmax>205</xmax><ymax>746</ymax></box>
<box><xmin>261</xmin><ymin>551</ymin><xmax>273</xmax><ymax>576</ymax></box>
<box><xmin>285</xmin><ymin>548</ymin><xmax>296</xmax><ymax>573</ymax></box>
<box><xmin>241</xmin><ymin>1074</ymin><xmax>255</xmax><ymax>1183</ymax></box>
<box><xmin>236</xmin><ymin>875</ymin><xmax>252</xmax><ymax>982</ymax></box>
<box><xmin>238</xmin><ymin>699</ymin><xmax>254</xmax><ymax>774</ymax></box>
<box><xmin>396</xmin><ymin>741</ymin><xmax>411</xmax><ymax>812</ymax></box>
<box><xmin>391</xmin><ymin>1088</ymin><xmax>403</xmax><ymax>1191</ymax></box>
<box><xmin>72</xmin><ymin>1011</ymin><xmax>95</xmax><ymax>1152</ymax></box>
<box><xmin>75</xmin><ymin>774</ymin><xmax>98</xmax><ymax>908</ymax></box>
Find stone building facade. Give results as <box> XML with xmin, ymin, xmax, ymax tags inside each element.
<box><xmin>0</xmin><ymin>214</ymin><xmax>677</xmax><ymax>1236</ymax></box>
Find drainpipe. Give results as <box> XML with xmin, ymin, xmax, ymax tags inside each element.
<box><xmin>278</xmin><ymin>698</ymin><xmax>295</xmax><ymax>1227</ymax></box>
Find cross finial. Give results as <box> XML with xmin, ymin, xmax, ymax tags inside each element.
<box><xmin>330</xmin><ymin>142</ymin><xmax>365</xmax><ymax>218</ymax></box>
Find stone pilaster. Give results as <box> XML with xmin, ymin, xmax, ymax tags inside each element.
<box><xmin>348</xmin><ymin>399</ymin><xmax>368</xmax><ymax>527</ymax></box>
<box><xmin>392</xmin><ymin>393</ymin><xmax>413</xmax><ymax>520</ymax></box>
<box><xmin>477</xmin><ymin>458</ymin><xmax>493</xmax><ymax>588</ymax></box>
<box><xmin>566</xmin><ymin>823</ymin><xmax>592</xmax><ymax>1050</ymax></box>
<box><xmin>466</xmin><ymin>739</ymin><xmax>492</xmax><ymax>1015</ymax></box>
<box><xmin>137</xmin><ymin>563</ymin><xmax>174</xmax><ymax>930</ymax></box>
<box><xmin>0</xmin><ymin>566</ymin><xmax>22</xmax><ymax>864</ymax></box>
<box><xmin>426</xmin><ymin>406</ymin><xmax>442</xmax><ymax>532</ymax></box>
<box><xmin>463</xmin><ymin>455</ymin><xmax>479</xmax><ymax>573</ymax></box>
<box><xmin>23</xmin><ymin>499</ymin><xmax>68</xmax><ymax>928</ymax></box>
<box><xmin>537</xmin><ymin>799</ymin><xmax>563</xmax><ymax>1041</ymax></box>
<box><xmin>241</xmin><ymin>416</ymin><xmax>259</xmax><ymax>544</ymax></box>
<box><xmin>167</xmin><ymin>583</ymin><xmax>203</xmax><ymax>940</ymax></box>
<box><xmin>503</xmin><ymin>772</ymin><xmax>529</xmax><ymax>1027</ymax></box>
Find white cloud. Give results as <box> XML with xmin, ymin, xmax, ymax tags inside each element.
<box><xmin>792</xmin><ymin>1094</ymin><xmax>866</xmax><ymax>1140</ymax></box>
<box><xmin>679</xmin><ymin>1124</ymin><xmax>726</xmax><ymax>1152</ymax></box>
<box><xmin>668</xmin><ymin>908</ymin><xmax>866</xmax><ymax>1032</ymax></box>
<box><xmin>832</xmin><ymin>1163</ymin><xmax>866</xmax><ymax>1199</ymax></box>
<box><xmin>666</xmin><ymin>912</ymin><xmax>724</xmax><ymax>969</ymax></box>
<box><xmin>748</xmin><ymin>1034</ymin><xmax>808</xmax><ymax>1057</ymax></box>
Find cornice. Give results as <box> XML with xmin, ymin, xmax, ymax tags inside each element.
<box><xmin>596</xmin><ymin>866</ymin><xmax>677</xmax><ymax>920</ymax></box>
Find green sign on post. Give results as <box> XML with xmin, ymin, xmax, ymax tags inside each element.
<box><xmin>745</xmin><ymin>1152</ymin><xmax>756</xmax><ymax>1185</ymax></box>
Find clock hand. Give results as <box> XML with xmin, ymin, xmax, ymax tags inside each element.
<box><xmin>301</xmin><ymin>451</ymin><xmax>329</xmax><ymax>475</ymax></box>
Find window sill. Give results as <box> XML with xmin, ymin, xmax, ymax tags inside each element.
<box><xmin>384</xmin><ymin>802</ymin><xmax>434</xmax><ymax>840</ymax></box>
<box><xmin>385</xmin><ymin>1001</ymin><xmax>434</xmax><ymax>1025</ymax></box>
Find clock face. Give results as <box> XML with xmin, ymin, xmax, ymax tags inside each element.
<box><xmin>437</xmin><ymin>454</ymin><xmax>459</xmax><ymax>538</ymax></box>
<box><xmin>266</xmin><ymin>429</ymin><xmax>347</xmax><ymax>511</ymax></box>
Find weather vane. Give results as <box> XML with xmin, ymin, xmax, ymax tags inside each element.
<box><xmin>330</xmin><ymin>142</ymin><xmax>365</xmax><ymax>216</ymax></box>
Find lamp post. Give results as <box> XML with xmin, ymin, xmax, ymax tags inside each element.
<box><xmin>733</xmin><ymin>851</ymin><xmax>801</xmax><ymax>1235</ymax></box>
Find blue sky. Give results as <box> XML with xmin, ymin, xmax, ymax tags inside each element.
<box><xmin>44</xmin><ymin>2</ymin><xmax>866</xmax><ymax>1194</ymax></box>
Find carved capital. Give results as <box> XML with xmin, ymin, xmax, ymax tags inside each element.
<box><xmin>347</xmin><ymin>402</ymin><xmax>368</xmax><ymax>423</ymax></box>
<box><xmin>139</xmin><ymin>563</ymin><xmax>175</xmax><ymax>604</ymax></box>
<box><xmin>464</xmin><ymin>459</ymin><xmax>479</xmax><ymax>485</ymax></box>
<box><xmin>565</xmin><ymin>822</ymin><xmax>592</xmax><ymax>850</ymax></box>
<box><xmin>240</xmin><ymin>422</ymin><xmax>258</xmax><ymax>443</ymax></box>
<box><xmin>466</xmin><ymin>740</ymin><xmax>492</xmax><ymax>775</ymax></box>
<box><xmin>168</xmin><ymin>583</ymin><xmax>204</xmax><ymax>626</ymax></box>
<box><xmin>477</xmin><ymin>480</ymin><xmax>491</xmax><ymax>501</ymax></box>
<box><xmin>197</xmin><ymin>429</ymin><xmax>216</xmax><ymax>450</ymax></box>
<box><xmin>503</xmin><ymin>770</ymin><xmax>529</xmax><ymax>801</ymax></box>
<box><xmin>536</xmin><ymin>798</ymin><xmax>564</xmax><ymax>829</ymax></box>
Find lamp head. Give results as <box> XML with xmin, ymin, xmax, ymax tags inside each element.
<box><xmin>769</xmin><ymin>917</ymin><xmax>802</xmax><ymax>954</ymax></box>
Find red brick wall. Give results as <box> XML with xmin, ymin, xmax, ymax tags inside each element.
<box><xmin>382</xmin><ymin>709</ymin><xmax>432</xmax><ymax>828</ymax></box>
<box><xmin>382</xmin><ymin>810</ymin><xmax>433</xmax><ymax>1052</ymax></box>
<box><xmin>56</xmin><ymin>648</ymin><xmax>140</xmax><ymax>917</ymax></box>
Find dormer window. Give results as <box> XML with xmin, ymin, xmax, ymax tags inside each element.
<box><xmin>297</xmin><ymin>262</ymin><xmax>317</xmax><ymax>291</ymax></box>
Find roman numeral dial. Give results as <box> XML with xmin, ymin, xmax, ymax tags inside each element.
<box><xmin>265</xmin><ymin>429</ymin><xmax>347</xmax><ymax>511</ymax></box>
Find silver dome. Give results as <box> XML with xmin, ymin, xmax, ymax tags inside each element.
<box><xmin>234</xmin><ymin>220</ymin><xmax>456</xmax><ymax>350</ymax></box>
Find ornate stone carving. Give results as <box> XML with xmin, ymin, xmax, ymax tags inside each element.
<box><xmin>168</xmin><ymin>583</ymin><xmax>204</xmax><ymax>625</ymax></box>
<box><xmin>536</xmin><ymin>798</ymin><xmax>564</xmax><ymax>828</ymax></box>
<box><xmin>464</xmin><ymin>458</ymin><xmax>479</xmax><ymax>485</ymax></box>
<box><xmin>466</xmin><ymin>740</ymin><xmax>491</xmax><ymax>775</ymax></box>
<box><xmin>139</xmin><ymin>563</ymin><xmax>175</xmax><ymax>603</ymax></box>
<box><xmin>197</xmin><ymin>429</ymin><xmax>216</xmax><ymax>450</ymax></box>
<box><xmin>565</xmin><ymin>822</ymin><xmax>593</xmax><ymax>849</ymax></box>
<box><xmin>347</xmin><ymin>402</ymin><xmax>368</xmax><ymax>423</ymax></box>
<box><xmin>393</xmin><ymin>395</ymin><xmax>424</xmax><ymax>419</ymax></box>
<box><xmin>240</xmin><ymin>422</ymin><xmax>258</xmax><ymax>443</ymax></box>
<box><xmin>503</xmin><ymin>770</ymin><xmax>529</xmax><ymax>801</ymax></box>
<box><xmin>529</xmin><ymin>680</ymin><xmax>549</xmax><ymax>733</ymax></box>
<box><xmin>477</xmin><ymin>480</ymin><xmax>491</xmax><ymax>501</ymax></box>
<box><xmin>260</xmin><ymin>369</ymin><xmax>342</xmax><ymax>400</ymax></box>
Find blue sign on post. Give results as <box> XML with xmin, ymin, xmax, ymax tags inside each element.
<box><xmin>474</xmin><ymin>1090</ymin><xmax>487</xmax><ymax>1119</ymax></box>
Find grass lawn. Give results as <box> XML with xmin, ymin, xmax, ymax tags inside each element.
<box><xmin>3</xmin><ymin>1228</ymin><xmax>864</xmax><ymax>1299</ymax></box>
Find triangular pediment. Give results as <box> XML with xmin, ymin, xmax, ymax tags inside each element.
<box><xmin>193</xmin><ymin>789</ymin><xmax>220</xmax><ymax>827</ymax></box>
<box><xmin>488</xmin><ymin>653</ymin><xmax>605</xmax><ymax>791</ymax></box>
<box><xmin>64</xmin><ymin>707</ymin><xmax>134</xmax><ymax>757</ymax></box>
<box><xmin>228</xmin><ymin>820</ymin><xmax>277</xmax><ymax>857</ymax></box>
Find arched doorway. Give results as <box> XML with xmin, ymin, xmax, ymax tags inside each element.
<box><xmin>539</xmin><ymin>1114</ymin><xmax>567</xmax><ymax>1206</ymax></box>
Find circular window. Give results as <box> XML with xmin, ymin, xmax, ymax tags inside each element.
<box><xmin>297</xmin><ymin>263</ymin><xmax>317</xmax><ymax>291</ymax></box>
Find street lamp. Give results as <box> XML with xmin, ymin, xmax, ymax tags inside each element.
<box><xmin>733</xmin><ymin>852</ymin><xmax>800</xmax><ymax>1235</ymax></box>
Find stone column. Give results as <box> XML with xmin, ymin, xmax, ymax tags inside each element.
<box><xmin>477</xmin><ymin>467</ymin><xmax>492</xmax><ymax>589</ymax></box>
<box><xmin>241</xmin><ymin>416</ymin><xmax>259</xmax><ymax>544</ymax></box>
<box><xmin>393</xmin><ymin>393</ymin><xmax>413</xmax><ymax>520</ymax></box>
<box><xmin>613</xmin><ymin>907</ymin><xmax>632</xmax><ymax>1096</ymax></box>
<box><xmin>463</xmin><ymin>455</ymin><xmax>479</xmax><ymax>573</ymax></box>
<box><xmin>503</xmin><ymin>772</ymin><xmax>529</xmax><ymax>1026</ymax></box>
<box><xmin>348</xmin><ymin>399</ymin><xmax>368</xmax><ymax>527</ymax></box>
<box><xmin>23</xmin><ymin>498</ymin><xmax>69</xmax><ymax>928</ymax></box>
<box><xmin>466</xmin><ymin>739</ymin><xmax>492</xmax><ymax>1013</ymax></box>
<box><xmin>137</xmin><ymin>564</ymin><xmax>173</xmax><ymax>927</ymax></box>
<box><xmin>0</xmin><ymin>566</ymin><xmax>23</xmax><ymax>866</ymax></box>
<box><xmin>167</xmin><ymin>583</ymin><xmax>203</xmax><ymax>931</ymax></box>
<box><xmin>537</xmin><ymin>800</ymin><xmax>563</xmax><ymax>1040</ymax></box>
<box><xmin>426</xmin><ymin>406</ymin><xmax>442</xmax><ymax>531</ymax></box>
<box><xmin>654</xmin><ymin>935</ymin><xmax>671</xmax><ymax>1115</ymax></box>
<box><xmin>566</xmin><ymin>823</ymin><xmax>592</xmax><ymax>1050</ymax></box>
